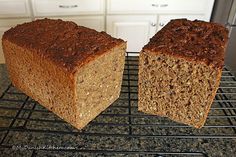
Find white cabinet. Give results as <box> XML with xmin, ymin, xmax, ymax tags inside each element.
<box><xmin>108</xmin><ymin>0</ymin><xmax>214</xmax><ymax>15</ymax></box>
<box><xmin>0</xmin><ymin>0</ymin><xmax>31</xmax><ymax>18</ymax></box>
<box><xmin>32</xmin><ymin>0</ymin><xmax>105</xmax><ymax>16</ymax></box>
<box><xmin>32</xmin><ymin>0</ymin><xmax>105</xmax><ymax>32</ymax></box>
<box><xmin>107</xmin><ymin>0</ymin><xmax>158</xmax><ymax>14</ymax></box>
<box><xmin>107</xmin><ymin>15</ymin><xmax>157</xmax><ymax>52</ymax></box>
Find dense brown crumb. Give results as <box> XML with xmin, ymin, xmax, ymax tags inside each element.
<box><xmin>3</xmin><ymin>18</ymin><xmax>124</xmax><ymax>73</ymax></box>
<box><xmin>143</xmin><ymin>19</ymin><xmax>229</xmax><ymax>69</ymax></box>
<box><xmin>139</xmin><ymin>19</ymin><xmax>229</xmax><ymax>128</ymax></box>
<box><xmin>139</xmin><ymin>52</ymin><xmax>220</xmax><ymax>128</ymax></box>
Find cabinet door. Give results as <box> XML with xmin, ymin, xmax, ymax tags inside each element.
<box><xmin>0</xmin><ymin>0</ymin><xmax>31</xmax><ymax>18</ymax></box>
<box><xmin>39</xmin><ymin>16</ymin><xmax>105</xmax><ymax>32</ymax></box>
<box><xmin>157</xmin><ymin>15</ymin><xmax>207</xmax><ymax>31</ymax></box>
<box><xmin>107</xmin><ymin>15</ymin><xmax>157</xmax><ymax>52</ymax></box>
<box><xmin>108</xmin><ymin>0</ymin><xmax>214</xmax><ymax>16</ymax></box>
<box><xmin>32</xmin><ymin>0</ymin><xmax>105</xmax><ymax>16</ymax></box>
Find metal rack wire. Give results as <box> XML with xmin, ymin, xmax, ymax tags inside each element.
<box><xmin>0</xmin><ymin>52</ymin><xmax>236</xmax><ymax>156</ymax></box>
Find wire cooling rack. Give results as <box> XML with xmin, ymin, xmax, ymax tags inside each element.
<box><xmin>0</xmin><ymin>52</ymin><xmax>236</xmax><ymax>156</ymax></box>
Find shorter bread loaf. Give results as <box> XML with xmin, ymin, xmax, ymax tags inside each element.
<box><xmin>138</xmin><ymin>19</ymin><xmax>228</xmax><ymax>128</ymax></box>
<box><xmin>2</xmin><ymin>19</ymin><xmax>126</xmax><ymax>129</ymax></box>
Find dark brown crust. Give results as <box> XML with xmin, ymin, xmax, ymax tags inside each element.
<box><xmin>143</xmin><ymin>19</ymin><xmax>229</xmax><ymax>69</ymax></box>
<box><xmin>2</xmin><ymin>18</ymin><xmax>125</xmax><ymax>74</ymax></box>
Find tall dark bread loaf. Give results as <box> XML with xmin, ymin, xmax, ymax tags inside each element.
<box><xmin>138</xmin><ymin>19</ymin><xmax>228</xmax><ymax>128</ymax></box>
<box><xmin>2</xmin><ymin>19</ymin><xmax>126</xmax><ymax>129</ymax></box>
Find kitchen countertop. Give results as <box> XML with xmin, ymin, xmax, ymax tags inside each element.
<box><xmin>0</xmin><ymin>64</ymin><xmax>10</xmax><ymax>96</ymax></box>
<box><xmin>0</xmin><ymin>61</ymin><xmax>236</xmax><ymax>156</ymax></box>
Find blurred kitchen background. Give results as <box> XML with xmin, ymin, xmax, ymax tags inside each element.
<box><xmin>0</xmin><ymin>0</ymin><xmax>235</xmax><ymax>74</ymax></box>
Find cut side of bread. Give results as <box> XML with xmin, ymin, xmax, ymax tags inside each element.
<box><xmin>139</xmin><ymin>52</ymin><xmax>221</xmax><ymax>128</ymax></box>
<box><xmin>76</xmin><ymin>45</ymin><xmax>125</xmax><ymax>128</ymax></box>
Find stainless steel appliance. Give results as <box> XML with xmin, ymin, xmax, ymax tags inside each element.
<box><xmin>226</xmin><ymin>0</ymin><xmax>236</xmax><ymax>76</ymax></box>
<box><xmin>212</xmin><ymin>0</ymin><xmax>236</xmax><ymax>76</ymax></box>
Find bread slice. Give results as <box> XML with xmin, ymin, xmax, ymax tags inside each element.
<box><xmin>138</xmin><ymin>19</ymin><xmax>228</xmax><ymax>128</ymax></box>
<box><xmin>2</xmin><ymin>19</ymin><xmax>126</xmax><ymax>129</ymax></box>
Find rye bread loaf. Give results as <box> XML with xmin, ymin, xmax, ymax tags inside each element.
<box><xmin>2</xmin><ymin>19</ymin><xmax>126</xmax><ymax>130</ymax></box>
<box><xmin>138</xmin><ymin>19</ymin><xmax>228</xmax><ymax>128</ymax></box>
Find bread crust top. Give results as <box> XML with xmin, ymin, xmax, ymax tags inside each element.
<box><xmin>142</xmin><ymin>19</ymin><xmax>229</xmax><ymax>69</ymax></box>
<box><xmin>3</xmin><ymin>18</ymin><xmax>125</xmax><ymax>74</ymax></box>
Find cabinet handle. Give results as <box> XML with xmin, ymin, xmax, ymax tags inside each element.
<box><xmin>160</xmin><ymin>4</ymin><xmax>168</xmax><ymax>7</ymax></box>
<box><xmin>151</xmin><ymin>23</ymin><xmax>156</xmax><ymax>27</ymax></box>
<box><xmin>159</xmin><ymin>23</ymin><xmax>165</xmax><ymax>27</ymax></box>
<box><xmin>151</xmin><ymin>4</ymin><xmax>159</xmax><ymax>7</ymax></box>
<box><xmin>59</xmin><ymin>5</ymin><xmax>78</xmax><ymax>8</ymax></box>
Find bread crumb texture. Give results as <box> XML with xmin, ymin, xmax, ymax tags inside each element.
<box><xmin>139</xmin><ymin>19</ymin><xmax>228</xmax><ymax>128</ymax></box>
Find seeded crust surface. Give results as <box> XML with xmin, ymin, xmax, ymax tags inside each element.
<box><xmin>143</xmin><ymin>19</ymin><xmax>228</xmax><ymax>69</ymax></box>
<box><xmin>3</xmin><ymin>18</ymin><xmax>124</xmax><ymax>74</ymax></box>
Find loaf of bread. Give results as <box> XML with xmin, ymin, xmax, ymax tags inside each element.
<box><xmin>139</xmin><ymin>19</ymin><xmax>228</xmax><ymax>128</ymax></box>
<box><xmin>2</xmin><ymin>19</ymin><xmax>126</xmax><ymax>129</ymax></box>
